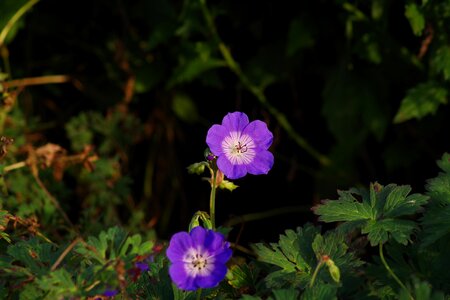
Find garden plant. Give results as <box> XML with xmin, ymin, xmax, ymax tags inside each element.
<box><xmin>0</xmin><ymin>0</ymin><xmax>450</xmax><ymax>299</ymax></box>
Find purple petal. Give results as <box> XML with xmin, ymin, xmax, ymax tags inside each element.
<box><xmin>221</xmin><ymin>112</ymin><xmax>249</xmax><ymax>132</ymax></box>
<box><xmin>243</xmin><ymin>120</ymin><xmax>273</xmax><ymax>150</ymax></box>
<box><xmin>206</xmin><ymin>124</ymin><xmax>228</xmax><ymax>156</ymax></box>
<box><xmin>166</xmin><ymin>232</ymin><xmax>193</xmax><ymax>262</ymax></box>
<box><xmin>135</xmin><ymin>261</ymin><xmax>149</xmax><ymax>272</ymax></box>
<box><xmin>195</xmin><ymin>263</ymin><xmax>228</xmax><ymax>289</ymax></box>
<box><xmin>203</xmin><ymin>230</ymin><xmax>226</xmax><ymax>251</ymax></box>
<box><xmin>211</xmin><ymin>245</ymin><xmax>232</xmax><ymax>264</ymax></box>
<box><xmin>217</xmin><ymin>156</ymin><xmax>247</xmax><ymax>179</ymax></box>
<box><xmin>190</xmin><ymin>226</ymin><xmax>207</xmax><ymax>246</ymax></box>
<box><xmin>103</xmin><ymin>289</ymin><xmax>119</xmax><ymax>297</ymax></box>
<box><xmin>246</xmin><ymin>150</ymin><xmax>274</xmax><ymax>175</ymax></box>
<box><xmin>169</xmin><ymin>262</ymin><xmax>197</xmax><ymax>291</ymax></box>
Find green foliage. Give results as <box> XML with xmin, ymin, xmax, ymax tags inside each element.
<box><xmin>420</xmin><ymin>153</ymin><xmax>450</xmax><ymax>248</ymax></box>
<box><xmin>314</xmin><ymin>183</ymin><xmax>429</xmax><ymax>246</ymax></box>
<box><xmin>0</xmin><ymin>227</ymin><xmax>156</xmax><ymax>298</ymax></box>
<box><xmin>405</xmin><ymin>3</ymin><xmax>425</xmax><ymax>36</ymax></box>
<box><xmin>394</xmin><ymin>82</ymin><xmax>448</xmax><ymax>123</ymax></box>
<box><xmin>1</xmin><ymin>0</ymin><xmax>450</xmax><ymax>298</ymax></box>
<box><xmin>252</xmin><ymin>224</ymin><xmax>362</xmax><ymax>292</ymax></box>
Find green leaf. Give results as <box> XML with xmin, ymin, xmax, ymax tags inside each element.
<box><xmin>315</xmin><ymin>183</ymin><xmax>428</xmax><ymax>246</ymax></box>
<box><xmin>301</xmin><ymin>283</ymin><xmax>337</xmax><ymax>300</ymax></box>
<box><xmin>399</xmin><ymin>278</ymin><xmax>446</xmax><ymax>300</ymax></box>
<box><xmin>0</xmin><ymin>210</ymin><xmax>11</xmax><ymax>242</ymax></box>
<box><xmin>227</xmin><ymin>263</ymin><xmax>257</xmax><ymax>289</ymax></box>
<box><xmin>405</xmin><ymin>3</ymin><xmax>425</xmax><ymax>36</ymax></box>
<box><xmin>425</xmin><ymin>152</ymin><xmax>450</xmax><ymax>205</ymax></box>
<box><xmin>172</xmin><ymin>93</ymin><xmax>199</xmax><ymax>124</ymax></box>
<box><xmin>36</xmin><ymin>269</ymin><xmax>78</xmax><ymax>298</ymax></box>
<box><xmin>168</xmin><ymin>42</ymin><xmax>226</xmax><ymax>87</ymax></box>
<box><xmin>311</xmin><ymin>230</ymin><xmax>363</xmax><ymax>281</ymax></box>
<box><xmin>393</xmin><ymin>82</ymin><xmax>448</xmax><ymax>123</ymax></box>
<box><xmin>272</xmin><ymin>288</ymin><xmax>300</xmax><ymax>300</ymax></box>
<box><xmin>75</xmin><ymin>226</ymin><xmax>152</xmax><ymax>265</ymax></box>
<box><xmin>240</xmin><ymin>296</ymin><xmax>262</xmax><ymax>300</ymax></box>
<box><xmin>286</xmin><ymin>19</ymin><xmax>315</xmax><ymax>56</ymax></box>
<box><xmin>383</xmin><ymin>186</ymin><xmax>429</xmax><ymax>218</ymax></box>
<box><xmin>431</xmin><ymin>46</ymin><xmax>450</xmax><ymax>81</ymax></box>
<box><xmin>420</xmin><ymin>153</ymin><xmax>450</xmax><ymax>248</ymax></box>
<box><xmin>6</xmin><ymin>238</ymin><xmax>61</xmax><ymax>276</ymax></box>
<box><xmin>314</xmin><ymin>190</ymin><xmax>374</xmax><ymax>222</ymax></box>
<box><xmin>362</xmin><ymin>219</ymin><xmax>416</xmax><ymax>246</ymax></box>
<box><xmin>252</xmin><ymin>225</ymin><xmax>319</xmax><ymax>288</ymax></box>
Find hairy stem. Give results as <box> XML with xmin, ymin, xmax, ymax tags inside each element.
<box><xmin>198</xmin><ymin>0</ymin><xmax>330</xmax><ymax>166</ymax></box>
<box><xmin>379</xmin><ymin>243</ymin><xmax>413</xmax><ymax>300</ymax></box>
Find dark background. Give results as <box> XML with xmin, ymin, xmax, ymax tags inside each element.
<box><xmin>2</xmin><ymin>0</ymin><xmax>449</xmax><ymax>244</ymax></box>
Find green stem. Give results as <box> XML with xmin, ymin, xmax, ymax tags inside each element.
<box><xmin>379</xmin><ymin>243</ymin><xmax>413</xmax><ymax>300</ymax></box>
<box><xmin>0</xmin><ymin>0</ymin><xmax>40</xmax><ymax>47</ymax></box>
<box><xmin>198</xmin><ymin>0</ymin><xmax>330</xmax><ymax>166</ymax></box>
<box><xmin>309</xmin><ymin>260</ymin><xmax>324</xmax><ymax>288</ymax></box>
<box><xmin>210</xmin><ymin>169</ymin><xmax>217</xmax><ymax>230</ymax></box>
<box><xmin>196</xmin><ymin>288</ymin><xmax>202</xmax><ymax>300</ymax></box>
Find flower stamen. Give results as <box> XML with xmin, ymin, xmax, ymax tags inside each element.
<box><xmin>184</xmin><ymin>248</ymin><xmax>215</xmax><ymax>276</ymax></box>
<box><xmin>235</xmin><ymin>142</ymin><xmax>248</xmax><ymax>153</ymax></box>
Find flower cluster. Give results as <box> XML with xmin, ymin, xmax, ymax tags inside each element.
<box><xmin>166</xmin><ymin>226</ymin><xmax>232</xmax><ymax>291</ymax></box>
<box><xmin>206</xmin><ymin>112</ymin><xmax>274</xmax><ymax>179</ymax></box>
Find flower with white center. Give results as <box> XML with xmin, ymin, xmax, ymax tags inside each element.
<box><xmin>166</xmin><ymin>226</ymin><xmax>232</xmax><ymax>291</ymax></box>
<box><xmin>206</xmin><ymin>112</ymin><xmax>274</xmax><ymax>179</ymax></box>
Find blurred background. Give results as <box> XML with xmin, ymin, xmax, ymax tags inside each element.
<box><xmin>0</xmin><ymin>0</ymin><xmax>449</xmax><ymax>244</ymax></box>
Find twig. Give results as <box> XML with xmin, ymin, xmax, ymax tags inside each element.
<box><xmin>33</xmin><ymin>172</ymin><xmax>79</xmax><ymax>235</ymax></box>
<box><xmin>1</xmin><ymin>75</ymin><xmax>71</xmax><ymax>90</ymax></box>
<box><xmin>3</xmin><ymin>161</ymin><xmax>27</xmax><ymax>173</ymax></box>
<box><xmin>50</xmin><ymin>237</ymin><xmax>82</xmax><ymax>271</ymax></box>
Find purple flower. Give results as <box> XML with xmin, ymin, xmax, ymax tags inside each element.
<box><xmin>102</xmin><ymin>288</ymin><xmax>118</xmax><ymax>297</ymax></box>
<box><xmin>166</xmin><ymin>226</ymin><xmax>232</xmax><ymax>291</ymax></box>
<box><xmin>135</xmin><ymin>261</ymin><xmax>150</xmax><ymax>272</ymax></box>
<box><xmin>206</xmin><ymin>112</ymin><xmax>274</xmax><ymax>179</ymax></box>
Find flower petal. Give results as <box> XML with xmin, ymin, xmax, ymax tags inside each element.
<box><xmin>169</xmin><ymin>262</ymin><xmax>196</xmax><ymax>290</ymax></box>
<box><xmin>210</xmin><ymin>245</ymin><xmax>232</xmax><ymax>264</ymax></box>
<box><xmin>243</xmin><ymin>120</ymin><xmax>273</xmax><ymax>150</ymax></box>
<box><xmin>221</xmin><ymin>112</ymin><xmax>249</xmax><ymax>132</ymax></box>
<box><xmin>203</xmin><ymin>230</ymin><xmax>226</xmax><ymax>252</ymax></box>
<box><xmin>217</xmin><ymin>155</ymin><xmax>247</xmax><ymax>179</ymax></box>
<box><xmin>190</xmin><ymin>226</ymin><xmax>208</xmax><ymax>247</ymax></box>
<box><xmin>206</xmin><ymin>124</ymin><xmax>228</xmax><ymax>156</ymax></box>
<box><xmin>166</xmin><ymin>232</ymin><xmax>192</xmax><ymax>262</ymax></box>
<box><xmin>195</xmin><ymin>263</ymin><xmax>228</xmax><ymax>289</ymax></box>
<box><xmin>246</xmin><ymin>149</ymin><xmax>274</xmax><ymax>175</ymax></box>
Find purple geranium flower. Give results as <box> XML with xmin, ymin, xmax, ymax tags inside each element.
<box><xmin>166</xmin><ymin>226</ymin><xmax>232</xmax><ymax>291</ymax></box>
<box><xmin>206</xmin><ymin>112</ymin><xmax>274</xmax><ymax>179</ymax></box>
